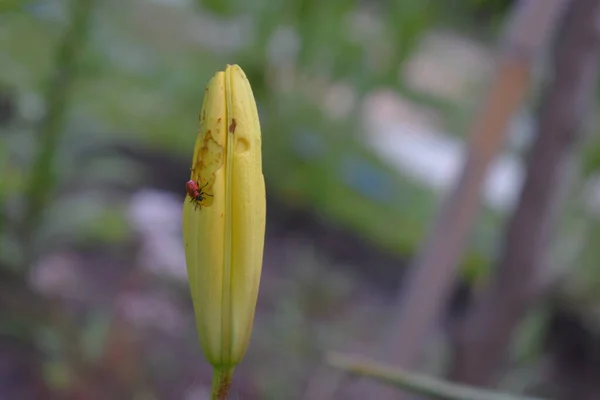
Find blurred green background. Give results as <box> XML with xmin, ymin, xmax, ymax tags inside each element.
<box><xmin>4</xmin><ymin>0</ymin><xmax>600</xmax><ymax>399</ymax></box>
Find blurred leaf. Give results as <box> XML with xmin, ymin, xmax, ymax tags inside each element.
<box><xmin>0</xmin><ymin>0</ymin><xmax>33</xmax><ymax>13</ymax></box>
<box><xmin>511</xmin><ymin>306</ymin><xmax>550</xmax><ymax>363</ymax></box>
<box><xmin>37</xmin><ymin>196</ymin><xmax>131</xmax><ymax>251</ymax></box>
<box><xmin>197</xmin><ymin>0</ymin><xmax>234</xmax><ymax>16</ymax></box>
<box><xmin>327</xmin><ymin>352</ymin><xmax>547</xmax><ymax>400</ymax></box>
<box><xmin>81</xmin><ymin>311</ymin><xmax>111</xmax><ymax>362</ymax></box>
<box><xmin>582</xmin><ymin>133</ymin><xmax>600</xmax><ymax>176</ymax></box>
<box><xmin>43</xmin><ymin>360</ymin><xmax>72</xmax><ymax>390</ymax></box>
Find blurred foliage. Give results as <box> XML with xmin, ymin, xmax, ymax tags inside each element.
<box><xmin>0</xmin><ymin>0</ymin><xmax>515</xmax><ymax>280</ymax></box>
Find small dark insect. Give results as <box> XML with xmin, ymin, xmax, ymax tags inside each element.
<box><xmin>186</xmin><ymin>180</ymin><xmax>212</xmax><ymax>210</ymax></box>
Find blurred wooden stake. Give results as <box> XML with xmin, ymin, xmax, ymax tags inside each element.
<box><xmin>449</xmin><ymin>0</ymin><xmax>600</xmax><ymax>390</ymax></box>
<box><xmin>358</xmin><ymin>1</ymin><xmax>571</xmax><ymax>399</ymax></box>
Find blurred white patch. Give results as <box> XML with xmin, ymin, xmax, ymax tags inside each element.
<box><xmin>323</xmin><ymin>82</ymin><xmax>357</xmax><ymax>121</ymax></box>
<box><xmin>132</xmin><ymin>0</ymin><xmax>253</xmax><ymax>55</ymax></box>
<box><xmin>362</xmin><ymin>89</ymin><xmax>441</xmax><ymax>132</ymax></box>
<box><xmin>29</xmin><ymin>252</ymin><xmax>84</xmax><ymax>299</ymax></box>
<box><xmin>183</xmin><ymin>385</ymin><xmax>210</xmax><ymax>400</ymax></box>
<box><xmin>267</xmin><ymin>26</ymin><xmax>301</xmax><ymax>69</ymax></box>
<box><xmin>363</xmin><ymin>88</ymin><xmax>600</xmax><ymax>217</ymax></box>
<box><xmin>128</xmin><ymin>189</ymin><xmax>187</xmax><ymax>280</ymax></box>
<box><xmin>345</xmin><ymin>9</ymin><xmax>385</xmax><ymax>46</ymax></box>
<box><xmin>18</xmin><ymin>90</ymin><xmax>45</xmax><ymax>123</ymax></box>
<box><xmin>118</xmin><ymin>292</ymin><xmax>185</xmax><ymax>336</ymax></box>
<box><xmin>185</xmin><ymin>13</ymin><xmax>254</xmax><ymax>54</ymax></box>
<box><xmin>585</xmin><ymin>175</ymin><xmax>600</xmax><ymax>216</ymax></box>
<box><xmin>266</xmin><ymin>26</ymin><xmax>301</xmax><ymax>93</ymax></box>
<box><xmin>507</xmin><ymin>111</ymin><xmax>536</xmax><ymax>152</ymax></box>
<box><xmin>362</xmin><ymin>90</ymin><xmax>525</xmax><ymax>214</ymax></box>
<box><xmin>147</xmin><ymin>0</ymin><xmax>191</xmax><ymax>6</ymax></box>
<box><xmin>403</xmin><ymin>30</ymin><xmax>494</xmax><ymax>103</ymax></box>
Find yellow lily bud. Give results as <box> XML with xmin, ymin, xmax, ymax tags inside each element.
<box><xmin>182</xmin><ymin>64</ymin><xmax>266</xmax><ymax>369</ymax></box>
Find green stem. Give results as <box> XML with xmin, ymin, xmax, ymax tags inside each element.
<box><xmin>22</xmin><ymin>0</ymin><xmax>95</xmax><ymax>264</ymax></box>
<box><xmin>210</xmin><ymin>366</ymin><xmax>234</xmax><ymax>400</ymax></box>
<box><xmin>326</xmin><ymin>352</ymin><xmax>546</xmax><ymax>400</ymax></box>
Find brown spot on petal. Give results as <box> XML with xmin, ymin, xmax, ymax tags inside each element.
<box><xmin>229</xmin><ymin>118</ymin><xmax>237</xmax><ymax>134</ymax></box>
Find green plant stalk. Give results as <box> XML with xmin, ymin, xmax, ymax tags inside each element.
<box><xmin>0</xmin><ymin>144</ymin><xmax>6</xmax><ymax>237</ymax></box>
<box><xmin>211</xmin><ymin>366</ymin><xmax>234</xmax><ymax>400</ymax></box>
<box><xmin>22</xmin><ymin>0</ymin><xmax>94</xmax><ymax>257</ymax></box>
<box><xmin>327</xmin><ymin>352</ymin><xmax>546</xmax><ymax>400</ymax></box>
<box><xmin>6</xmin><ymin>0</ymin><xmax>96</xmax><ymax>392</ymax></box>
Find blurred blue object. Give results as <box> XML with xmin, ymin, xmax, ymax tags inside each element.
<box><xmin>25</xmin><ymin>0</ymin><xmax>66</xmax><ymax>22</ymax></box>
<box><xmin>290</xmin><ymin>129</ymin><xmax>326</xmax><ymax>161</ymax></box>
<box><xmin>340</xmin><ymin>155</ymin><xmax>395</xmax><ymax>205</ymax></box>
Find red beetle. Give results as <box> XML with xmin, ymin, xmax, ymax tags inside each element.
<box><xmin>186</xmin><ymin>180</ymin><xmax>212</xmax><ymax>209</ymax></box>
